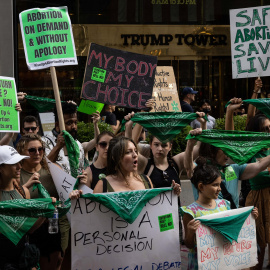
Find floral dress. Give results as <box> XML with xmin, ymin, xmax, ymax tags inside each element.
<box><xmin>180</xmin><ymin>199</ymin><xmax>230</xmax><ymax>270</ymax></box>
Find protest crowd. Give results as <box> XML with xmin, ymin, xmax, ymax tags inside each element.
<box><xmin>2</xmin><ymin>3</ymin><xmax>270</xmax><ymax>270</ymax></box>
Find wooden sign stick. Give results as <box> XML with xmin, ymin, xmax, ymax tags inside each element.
<box><xmin>50</xmin><ymin>66</ymin><xmax>67</xmax><ymax>154</ymax></box>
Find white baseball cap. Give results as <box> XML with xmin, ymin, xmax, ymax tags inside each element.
<box><xmin>0</xmin><ymin>145</ymin><xmax>29</xmax><ymax>165</ymax></box>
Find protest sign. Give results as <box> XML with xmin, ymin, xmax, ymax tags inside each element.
<box><xmin>47</xmin><ymin>159</ymin><xmax>92</xmax><ymax>222</ymax></box>
<box><xmin>152</xmin><ymin>66</ymin><xmax>181</xmax><ymax>112</ymax></box>
<box><xmin>71</xmin><ymin>190</ymin><xmax>181</xmax><ymax>269</ymax></box>
<box><xmin>0</xmin><ymin>76</ymin><xmax>19</xmax><ymax>132</ymax></box>
<box><xmin>230</xmin><ymin>6</ymin><xmax>270</xmax><ymax>78</ymax></box>
<box><xmin>81</xmin><ymin>43</ymin><xmax>158</xmax><ymax>110</ymax></box>
<box><xmin>196</xmin><ymin>206</ymin><xmax>257</xmax><ymax>269</ymax></box>
<box><xmin>39</xmin><ymin>112</ymin><xmax>54</xmax><ymax>136</ymax></box>
<box><xmin>78</xmin><ymin>99</ymin><xmax>104</xmax><ymax>115</ymax></box>
<box><xmin>19</xmin><ymin>6</ymin><xmax>77</xmax><ymax>70</ymax></box>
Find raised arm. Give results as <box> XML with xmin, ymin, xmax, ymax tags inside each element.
<box><xmin>246</xmin><ymin>78</ymin><xmax>263</xmax><ymax>125</ymax></box>
<box><xmin>225</xmin><ymin>98</ymin><xmax>243</xmax><ymax>131</ymax></box>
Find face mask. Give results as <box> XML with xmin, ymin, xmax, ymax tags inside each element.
<box><xmin>202</xmin><ymin>108</ymin><xmax>211</xmax><ymax>114</ymax></box>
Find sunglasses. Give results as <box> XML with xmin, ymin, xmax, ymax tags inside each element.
<box><xmin>163</xmin><ymin>171</ymin><xmax>169</xmax><ymax>182</ymax></box>
<box><xmin>24</xmin><ymin>127</ymin><xmax>37</xmax><ymax>132</ymax></box>
<box><xmin>28</xmin><ymin>147</ymin><xmax>44</xmax><ymax>154</ymax></box>
<box><xmin>98</xmin><ymin>142</ymin><xmax>108</xmax><ymax>148</ymax></box>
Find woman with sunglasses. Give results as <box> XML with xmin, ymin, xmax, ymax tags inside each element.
<box><xmin>85</xmin><ymin>131</ymin><xmax>115</xmax><ymax>190</ymax></box>
<box><xmin>16</xmin><ymin>134</ymin><xmax>68</xmax><ymax>270</ymax></box>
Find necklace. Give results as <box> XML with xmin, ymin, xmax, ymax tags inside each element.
<box><xmin>197</xmin><ymin>200</ymin><xmax>213</xmax><ymax>207</ymax></box>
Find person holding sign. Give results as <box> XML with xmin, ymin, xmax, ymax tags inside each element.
<box><xmin>43</xmin><ymin>101</ymin><xmax>84</xmax><ymax>174</ymax></box>
<box><xmin>101</xmin><ymin>104</ymin><xmax>120</xmax><ymax>132</ymax></box>
<box><xmin>180</xmin><ymin>159</ymin><xmax>258</xmax><ymax>270</ymax></box>
<box><xmin>71</xmin><ymin>137</ymin><xmax>181</xmax><ymax>196</ymax></box>
<box><xmin>17</xmin><ymin>134</ymin><xmax>64</xmax><ymax>270</ymax></box>
<box><xmin>0</xmin><ymin>145</ymin><xmax>53</xmax><ymax>269</ymax></box>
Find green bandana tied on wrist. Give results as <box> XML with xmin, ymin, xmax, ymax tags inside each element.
<box><xmin>186</xmin><ymin>129</ymin><xmax>270</xmax><ymax>164</ymax></box>
<box><xmin>122</xmin><ymin>112</ymin><xmax>208</xmax><ymax>143</ymax></box>
<box><xmin>225</xmin><ymin>98</ymin><xmax>270</xmax><ymax>119</ymax></box>
<box><xmin>62</xmin><ymin>130</ymin><xmax>80</xmax><ymax>178</ymax></box>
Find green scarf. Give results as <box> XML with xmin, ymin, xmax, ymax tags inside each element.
<box><xmin>32</xmin><ymin>183</ymin><xmax>51</xmax><ymax>198</ymax></box>
<box><xmin>80</xmin><ymin>188</ymin><xmax>172</xmax><ymax>224</ymax></box>
<box><xmin>121</xmin><ymin>112</ymin><xmax>208</xmax><ymax>143</ymax></box>
<box><xmin>25</xmin><ymin>95</ymin><xmax>61</xmax><ymax>113</ymax></box>
<box><xmin>62</xmin><ymin>130</ymin><xmax>80</xmax><ymax>178</ymax></box>
<box><xmin>0</xmin><ymin>198</ymin><xmax>70</xmax><ymax>245</ymax></box>
<box><xmin>196</xmin><ymin>207</ymin><xmax>253</xmax><ymax>243</ymax></box>
<box><xmin>186</xmin><ymin>129</ymin><xmax>270</xmax><ymax>164</ymax></box>
<box><xmin>225</xmin><ymin>98</ymin><xmax>270</xmax><ymax>119</ymax></box>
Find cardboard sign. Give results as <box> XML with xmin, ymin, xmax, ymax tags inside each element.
<box><xmin>47</xmin><ymin>159</ymin><xmax>92</xmax><ymax>222</ymax></box>
<box><xmin>230</xmin><ymin>6</ymin><xmax>270</xmax><ymax>78</ymax></box>
<box><xmin>78</xmin><ymin>99</ymin><xmax>104</xmax><ymax>115</ymax></box>
<box><xmin>39</xmin><ymin>112</ymin><xmax>55</xmax><ymax>136</ymax></box>
<box><xmin>152</xmin><ymin>67</ymin><xmax>181</xmax><ymax>112</ymax></box>
<box><xmin>0</xmin><ymin>76</ymin><xmax>19</xmax><ymax>132</ymax></box>
<box><xmin>71</xmin><ymin>191</ymin><xmax>181</xmax><ymax>269</ymax></box>
<box><xmin>196</xmin><ymin>207</ymin><xmax>257</xmax><ymax>270</ymax></box>
<box><xmin>19</xmin><ymin>6</ymin><xmax>77</xmax><ymax>70</ymax></box>
<box><xmin>81</xmin><ymin>43</ymin><xmax>157</xmax><ymax>110</ymax></box>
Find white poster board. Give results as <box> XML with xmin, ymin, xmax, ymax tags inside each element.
<box><xmin>39</xmin><ymin>112</ymin><xmax>54</xmax><ymax>136</ymax></box>
<box><xmin>71</xmin><ymin>190</ymin><xmax>181</xmax><ymax>269</ymax></box>
<box><xmin>47</xmin><ymin>159</ymin><xmax>92</xmax><ymax>222</ymax></box>
<box><xmin>230</xmin><ymin>6</ymin><xmax>270</xmax><ymax>78</ymax></box>
<box><xmin>152</xmin><ymin>66</ymin><xmax>181</xmax><ymax>112</ymax></box>
<box><xmin>196</xmin><ymin>206</ymin><xmax>257</xmax><ymax>270</ymax></box>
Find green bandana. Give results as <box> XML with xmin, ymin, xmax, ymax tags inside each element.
<box><xmin>186</xmin><ymin>129</ymin><xmax>270</xmax><ymax>164</ymax></box>
<box><xmin>121</xmin><ymin>112</ymin><xmax>208</xmax><ymax>143</ymax></box>
<box><xmin>196</xmin><ymin>207</ymin><xmax>253</xmax><ymax>243</ymax></box>
<box><xmin>62</xmin><ymin>130</ymin><xmax>80</xmax><ymax>178</ymax></box>
<box><xmin>32</xmin><ymin>183</ymin><xmax>51</xmax><ymax>198</ymax></box>
<box><xmin>0</xmin><ymin>198</ymin><xmax>70</xmax><ymax>245</ymax></box>
<box><xmin>25</xmin><ymin>95</ymin><xmax>60</xmax><ymax>113</ymax></box>
<box><xmin>225</xmin><ymin>98</ymin><xmax>270</xmax><ymax>119</ymax></box>
<box><xmin>80</xmin><ymin>188</ymin><xmax>172</xmax><ymax>223</ymax></box>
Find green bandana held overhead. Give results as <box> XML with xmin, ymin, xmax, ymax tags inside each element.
<box><xmin>225</xmin><ymin>98</ymin><xmax>270</xmax><ymax>119</ymax></box>
<box><xmin>62</xmin><ymin>130</ymin><xmax>80</xmax><ymax>178</ymax></box>
<box><xmin>196</xmin><ymin>207</ymin><xmax>253</xmax><ymax>243</ymax></box>
<box><xmin>186</xmin><ymin>129</ymin><xmax>270</xmax><ymax>164</ymax></box>
<box><xmin>121</xmin><ymin>112</ymin><xmax>208</xmax><ymax>143</ymax></box>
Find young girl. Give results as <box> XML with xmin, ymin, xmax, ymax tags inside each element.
<box><xmin>180</xmin><ymin>158</ymin><xmax>258</xmax><ymax>270</ymax></box>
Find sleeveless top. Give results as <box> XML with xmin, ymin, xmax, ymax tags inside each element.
<box><xmin>101</xmin><ymin>174</ymin><xmax>151</xmax><ymax>193</ymax></box>
<box><xmin>0</xmin><ymin>185</ymin><xmax>25</xmax><ymax>201</ymax></box>
<box><xmin>90</xmin><ymin>163</ymin><xmax>107</xmax><ymax>190</ymax></box>
<box><xmin>144</xmin><ymin>159</ymin><xmax>180</xmax><ymax>188</ymax></box>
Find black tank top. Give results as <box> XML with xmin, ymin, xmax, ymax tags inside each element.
<box><xmin>144</xmin><ymin>159</ymin><xmax>180</xmax><ymax>188</ymax></box>
<box><xmin>90</xmin><ymin>163</ymin><xmax>107</xmax><ymax>190</ymax></box>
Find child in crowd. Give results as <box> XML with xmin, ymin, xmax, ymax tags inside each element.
<box><xmin>180</xmin><ymin>158</ymin><xmax>258</xmax><ymax>270</ymax></box>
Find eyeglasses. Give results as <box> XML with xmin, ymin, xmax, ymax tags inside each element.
<box><xmin>163</xmin><ymin>171</ymin><xmax>169</xmax><ymax>182</ymax></box>
<box><xmin>98</xmin><ymin>142</ymin><xmax>108</xmax><ymax>148</ymax></box>
<box><xmin>24</xmin><ymin>127</ymin><xmax>37</xmax><ymax>132</ymax></box>
<box><xmin>27</xmin><ymin>147</ymin><xmax>44</xmax><ymax>154</ymax></box>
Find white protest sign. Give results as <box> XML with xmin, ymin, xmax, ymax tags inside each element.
<box><xmin>230</xmin><ymin>6</ymin><xmax>270</xmax><ymax>78</ymax></box>
<box><xmin>152</xmin><ymin>67</ymin><xmax>181</xmax><ymax>112</ymax></box>
<box><xmin>71</xmin><ymin>190</ymin><xmax>181</xmax><ymax>270</ymax></box>
<box><xmin>39</xmin><ymin>112</ymin><xmax>55</xmax><ymax>136</ymax></box>
<box><xmin>47</xmin><ymin>159</ymin><xmax>92</xmax><ymax>222</ymax></box>
<box><xmin>196</xmin><ymin>206</ymin><xmax>257</xmax><ymax>270</ymax></box>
